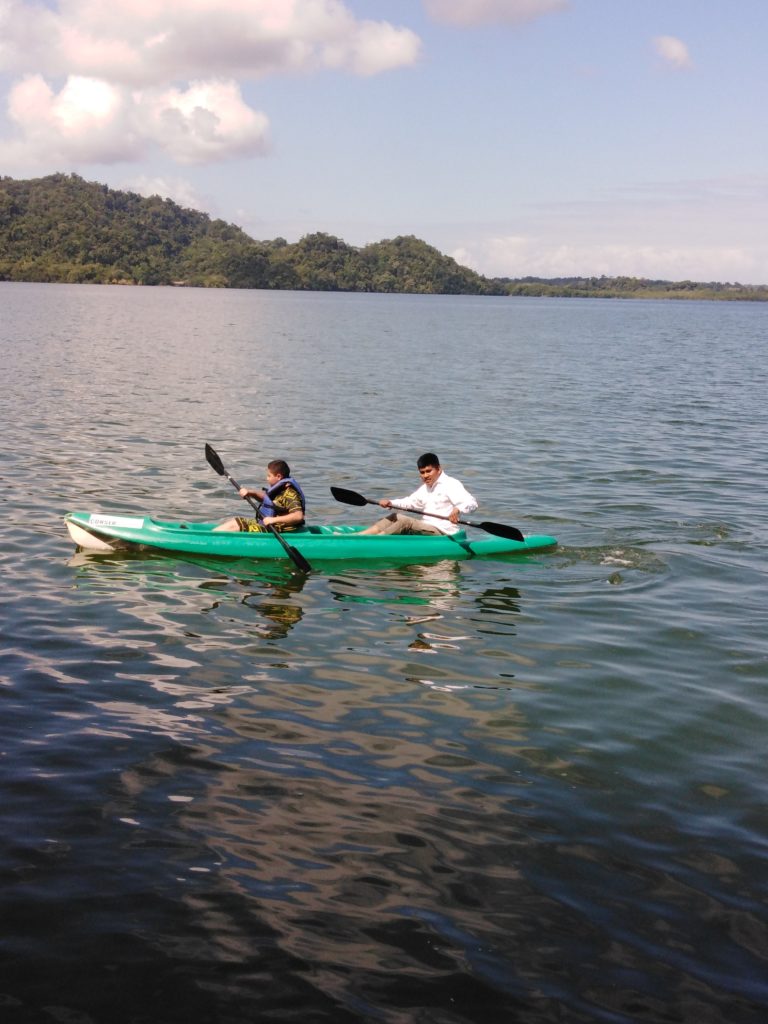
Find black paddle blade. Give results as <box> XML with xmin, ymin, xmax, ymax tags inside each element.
<box><xmin>205</xmin><ymin>443</ymin><xmax>226</xmax><ymax>476</ymax></box>
<box><xmin>475</xmin><ymin>521</ymin><xmax>525</xmax><ymax>542</ymax></box>
<box><xmin>285</xmin><ymin>544</ymin><xmax>312</xmax><ymax>574</ymax></box>
<box><xmin>330</xmin><ymin>486</ymin><xmax>369</xmax><ymax>507</ymax></box>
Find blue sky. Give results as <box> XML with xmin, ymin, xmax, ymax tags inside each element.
<box><xmin>1</xmin><ymin>0</ymin><xmax>766</xmax><ymax>283</ymax></box>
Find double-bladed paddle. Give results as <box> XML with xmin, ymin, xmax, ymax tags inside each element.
<box><xmin>205</xmin><ymin>443</ymin><xmax>312</xmax><ymax>573</ymax></box>
<box><xmin>330</xmin><ymin>486</ymin><xmax>525</xmax><ymax>542</ymax></box>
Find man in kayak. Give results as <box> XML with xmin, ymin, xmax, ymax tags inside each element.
<box><xmin>358</xmin><ymin>453</ymin><xmax>477</xmax><ymax>535</ymax></box>
<box><xmin>214</xmin><ymin>459</ymin><xmax>306</xmax><ymax>533</ymax></box>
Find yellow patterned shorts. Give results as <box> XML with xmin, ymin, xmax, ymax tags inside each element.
<box><xmin>235</xmin><ymin>517</ymin><xmax>301</xmax><ymax>533</ymax></box>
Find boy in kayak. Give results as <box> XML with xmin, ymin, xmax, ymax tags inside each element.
<box><xmin>358</xmin><ymin>453</ymin><xmax>477</xmax><ymax>535</ymax></box>
<box><xmin>214</xmin><ymin>459</ymin><xmax>306</xmax><ymax>533</ymax></box>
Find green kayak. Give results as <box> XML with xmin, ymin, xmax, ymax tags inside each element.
<box><xmin>65</xmin><ymin>511</ymin><xmax>557</xmax><ymax>564</ymax></box>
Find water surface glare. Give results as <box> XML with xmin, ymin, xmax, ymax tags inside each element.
<box><xmin>1</xmin><ymin>284</ymin><xmax>767</xmax><ymax>1023</ymax></box>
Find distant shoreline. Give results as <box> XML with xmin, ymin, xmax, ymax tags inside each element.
<box><xmin>2</xmin><ymin>278</ymin><xmax>766</xmax><ymax>302</ymax></box>
<box><xmin>2</xmin><ymin>173</ymin><xmax>766</xmax><ymax>300</ymax></box>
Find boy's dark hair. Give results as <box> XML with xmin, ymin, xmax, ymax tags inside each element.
<box><xmin>417</xmin><ymin>452</ymin><xmax>440</xmax><ymax>470</ymax></box>
<box><xmin>268</xmin><ymin>459</ymin><xmax>291</xmax><ymax>478</ymax></box>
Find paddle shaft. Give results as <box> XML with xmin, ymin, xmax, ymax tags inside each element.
<box><xmin>387</xmin><ymin>500</ymin><xmax>519</xmax><ymax>538</ymax></box>
<box><xmin>329</xmin><ymin>486</ymin><xmax>524</xmax><ymax>542</ymax></box>
<box><xmin>217</xmin><ymin>467</ymin><xmax>265</xmax><ymax>518</ymax></box>
<box><xmin>205</xmin><ymin>445</ymin><xmax>312</xmax><ymax>573</ymax></box>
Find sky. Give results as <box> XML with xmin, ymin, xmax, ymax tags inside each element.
<box><xmin>1</xmin><ymin>0</ymin><xmax>766</xmax><ymax>284</ymax></box>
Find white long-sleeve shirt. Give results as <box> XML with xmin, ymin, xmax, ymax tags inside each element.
<box><xmin>392</xmin><ymin>471</ymin><xmax>478</xmax><ymax>535</ymax></box>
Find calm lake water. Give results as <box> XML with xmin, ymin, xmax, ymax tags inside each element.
<box><xmin>1</xmin><ymin>282</ymin><xmax>767</xmax><ymax>1023</ymax></box>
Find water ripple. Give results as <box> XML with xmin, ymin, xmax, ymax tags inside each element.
<box><xmin>1</xmin><ymin>289</ymin><xmax>767</xmax><ymax>1022</ymax></box>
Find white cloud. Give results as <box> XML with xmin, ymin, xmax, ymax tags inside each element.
<box><xmin>653</xmin><ymin>35</ymin><xmax>692</xmax><ymax>70</ymax></box>
<box><xmin>447</xmin><ymin>176</ymin><xmax>768</xmax><ymax>285</ymax></box>
<box><xmin>0</xmin><ymin>0</ymin><xmax>421</xmax><ymax>85</ymax></box>
<box><xmin>0</xmin><ymin>0</ymin><xmax>419</xmax><ymax>168</ymax></box>
<box><xmin>7</xmin><ymin>73</ymin><xmax>141</xmax><ymax>162</ymax></box>
<box><xmin>423</xmin><ymin>0</ymin><xmax>568</xmax><ymax>28</ymax></box>
<box><xmin>0</xmin><ymin>1</ymin><xmax>60</xmax><ymax>73</ymax></box>
<box><xmin>344</xmin><ymin>21</ymin><xmax>423</xmax><ymax>76</ymax></box>
<box><xmin>452</xmin><ymin>237</ymin><xmax>764</xmax><ymax>285</ymax></box>
<box><xmin>4</xmin><ymin>73</ymin><xmax>269</xmax><ymax>166</ymax></box>
<box><xmin>124</xmin><ymin>175</ymin><xmax>214</xmax><ymax>214</ymax></box>
<box><xmin>136</xmin><ymin>80</ymin><xmax>270</xmax><ymax>163</ymax></box>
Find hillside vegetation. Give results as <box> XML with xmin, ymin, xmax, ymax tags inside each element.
<box><xmin>0</xmin><ymin>173</ymin><xmax>499</xmax><ymax>294</ymax></box>
<box><xmin>1</xmin><ymin>174</ymin><xmax>765</xmax><ymax>300</ymax></box>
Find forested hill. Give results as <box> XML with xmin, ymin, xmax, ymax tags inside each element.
<box><xmin>1</xmin><ymin>173</ymin><xmax>765</xmax><ymax>300</ymax></box>
<box><xmin>0</xmin><ymin>173</ymin><xmax>500</xmax><ymax>294</ymax></box>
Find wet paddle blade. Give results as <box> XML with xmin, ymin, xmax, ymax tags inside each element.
<box><xmin>205</xmin><ymin>443</ymin><xmax>226</xmax><ymax>477</ymax></box>
<box><xmin>475</xmin><ymin>520</ymin><xmax>525</xmax><ymax>542</ymax></box>
<box><xmin>283</xmin><ymin>542</ymin><xmax>312</xmax><ymax>574</ymax></box>
<box><xmin>331</xmin><ymin>486</ymin><xmax>370</xmax><ymax>507</ymax></box>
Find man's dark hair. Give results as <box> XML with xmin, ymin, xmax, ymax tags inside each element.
<box><xmin>268</xmin><ymin>459</ymin><xmax>291</xmax><ymax>478</ymax></box>
<box><xmin>417</xmin><ymin>453</ymin><xmax>440</xmax><ymax>470</ymax></box>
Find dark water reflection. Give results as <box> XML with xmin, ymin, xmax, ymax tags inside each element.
<box><xmin>1</xmin><ymin>286</ymin><xmax>767</xmax><ymax>1022</ymax></box>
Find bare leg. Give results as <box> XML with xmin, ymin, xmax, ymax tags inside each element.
<box><xmin>213</xmin><ymin>517</ymin><xmax>241</xmax><ymax>532</ymax></box>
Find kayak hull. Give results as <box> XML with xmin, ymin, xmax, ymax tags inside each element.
<box><xmin>65</xmin><ymin>511</ymin><xmax>557</xmax><ymax>563</ymax></box>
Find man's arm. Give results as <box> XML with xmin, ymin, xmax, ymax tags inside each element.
<box><xmin>445</xmin><ymin>478</ymin><xmax>478</xmax><ymax>515</ymax></box>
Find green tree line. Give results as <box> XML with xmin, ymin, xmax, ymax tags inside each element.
<box><xmin>1</xmin><ymin>174</ymin><xmax>765</xmax><ymax>300</ymax></box>
<box><xmin>503</xmin><ymin>275</ymin><xmax>767</xmax><ymax>301</ymax></box>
